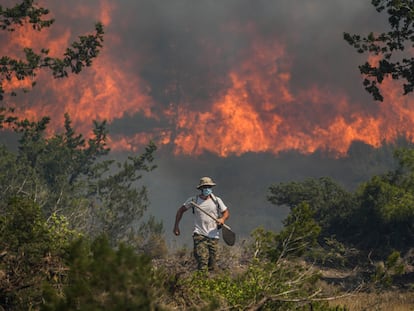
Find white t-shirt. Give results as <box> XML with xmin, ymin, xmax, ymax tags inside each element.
<box><xmin>183</xmin><ymin>195</ymin><xmax>228</xmax><ymax>239</ymax></box>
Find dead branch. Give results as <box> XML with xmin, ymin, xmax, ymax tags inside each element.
<box><xmin>246</xmin><ymin>283</ymin><xmax>364</xmax><ymax>311</ymax></box>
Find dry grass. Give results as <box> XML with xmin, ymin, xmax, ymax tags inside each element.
<box><xmin>164</xmin><ymin>243</ymin><xmax>414</xmax><ymax>310</ymax></box>
<box><xmin>329</xmin><ymin>291</ymin><xmax>414</xmax><ymax>311</ymax></box>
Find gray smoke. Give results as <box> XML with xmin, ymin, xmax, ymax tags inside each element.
<box><xmin>143</xmin><ymin>141</ymin><xmax>396</xmax><ymax>248</ymax></box>
<box><xmin>1</xmin><ymin>1</ymin><xmax>403</xmax><ymax>249</ymax></box>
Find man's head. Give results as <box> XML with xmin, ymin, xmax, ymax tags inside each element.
<box><xmin>197</xmin><ymin>176</ymin><xmax>216</xmax><ymax>197</ymax></box>
<box><xmin>197</xmin><ymin>176</ymin><xmax>216</xmax><ymax>189</ymax></box>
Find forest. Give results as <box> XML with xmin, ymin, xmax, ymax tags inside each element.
<box><xmin>1</xmin><ymin>1</ymin><xmax>414</xmax><ymax>310</ymax></box>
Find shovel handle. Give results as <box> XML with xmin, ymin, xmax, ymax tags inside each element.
<box><xmin>190</xmin><ymin>201</ymin><xmax>232</xmax><ymax>230</ymax></box>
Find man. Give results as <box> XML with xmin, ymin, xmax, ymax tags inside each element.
<box><xmin>173</xmin><ymin>176</ymin><xmax>230</xmax><ymax>271</ymax></box>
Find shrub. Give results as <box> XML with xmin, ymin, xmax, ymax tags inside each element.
<box><xmin>0</xmin><ymin>197</ymin><xmax>72</xmax><ymax>310</ymax></box>
<box><xmin>42</xmin><ymin>235</ymin><xmax>163</xmax><ymax>310</ymax></box>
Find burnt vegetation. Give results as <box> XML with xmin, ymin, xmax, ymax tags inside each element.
<box><xmin>1</xmin><ymin>1</ymin><xmax>414</xmax><ymax>310</ymax></box>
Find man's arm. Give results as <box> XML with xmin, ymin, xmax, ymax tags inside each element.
<box><xmin>217</xmin><ymin>209</ymin><xmax>229</xmax><ymax>226</ymax></box>
<box><xmin>173</xmin><ymin>205</ymin><xmax>187</xmax><ymax>236</ymax></box>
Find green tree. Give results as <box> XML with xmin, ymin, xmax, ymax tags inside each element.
<box><xmin>0</xmin><ymin>0</ymin><xmax>161</xmax><ymax>248</ymax></box>
<box><xmin>0</xmin><ymin>113</ymin><xmax>161</xmax><ymax>248</ymax></box>
<box><xmin>0</xmin><ymin>118</ymin><xmax>163</xmax><ymax>307</ymax></box>
<box><xmin>344</xmin><ymin>0</ymin><xmax>414</xmax><ymax>101</ymax></box>
<box><xmin>253</xmin><ymin>202</ymin><xmax>321</xmax><ymax>262</ymax></box>
<box><xmin>0</xmin><ymin>197</ymin><xmax>75</xmax><ymax>310</ymax></box>
<box><xmin>42</xmin><ymin>236</ymin><xmax>161</xmax><ymax>311</ymax></box>
<box><xmin>267</xmin><ymin>153</ymin><xmax>414</xmax><ymax>255</ymax></box>
<box><xmin>0</xmin><ymin>0</ymin><xmax>104</xmax><ymax>101</ymax></box>
<box><xmin>267</xmin><ymin>177</ymin><xmax>355</xmax><ymax>238</ymax></box>
<box><xmin>353</xmin><ymin>148</ymin><xmax>414</xmax><ymax>253</ymax></box>
<box><xmin>0</xmin><ymin>2</ymin><xmax>165</xmax><ymax>309</ymax></box>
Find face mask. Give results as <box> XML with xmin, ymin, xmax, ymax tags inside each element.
<box><xmin>202</xmin><ymin>188</ymin><xmax>212</xmax><ymax>197</ymax></box>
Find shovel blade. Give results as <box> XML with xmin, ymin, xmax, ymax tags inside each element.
<box><xmin>222</xmin><ymin>225</ymin><xmax>236</xmax><ymax>246</ymax></box>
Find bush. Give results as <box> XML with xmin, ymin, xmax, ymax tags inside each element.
<box><xmin>0</xmin><ymin>197</ymin><xmax>72</xmax><ymax>310</ymax></box>
<box><xmin>372</xmin><ymin>251</ymin><xmax>405</xmax><ymax>288</ymax></box>
<box><xmin>42</xmin><ymin>235</ymin><xmax>163</xmax><ymax>311</ymax></box>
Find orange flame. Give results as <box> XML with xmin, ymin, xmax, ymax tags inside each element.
<box><xmin>3</xmin><ymin>3</ymin><xmax>414</xmax><ymax>157</ymax></box>
<box><xmin>3</xmin><ymin>1</ymin><xmax>155</xmax><ymax>139</ymax></box>
<box><xmin>153</xmin><ymin>43</ymin><xmax>414</xmax><ymax>157</ymax></box>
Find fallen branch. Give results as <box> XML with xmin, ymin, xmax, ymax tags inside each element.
<box><xmin>246</xmin><ymin>283</ymin><xmax>364</xmax><ymax>311</ymax></box>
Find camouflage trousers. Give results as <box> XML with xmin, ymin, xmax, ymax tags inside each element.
<box><xmin>193</xmin><ymin>233</ymin><xmax>219</xmax><ymax>271</ymax></box>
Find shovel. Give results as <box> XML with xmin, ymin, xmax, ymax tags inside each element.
<box><xmin>190</xmin><ymin>201</ymin><xmax>236</xmax><ymax>246</ymax></box>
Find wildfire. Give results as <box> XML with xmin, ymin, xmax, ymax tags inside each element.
<box><xmin>2</xmin><ymin>1</ymin><xmax>154</xmax><ymax>138</ymax></box>
<box><xmin>2</xmin><ymin>1</ymin><xmax>414</xmax><ymax>157</ymax></box>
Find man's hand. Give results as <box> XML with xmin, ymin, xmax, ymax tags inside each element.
<box><xmin>217</xmin><ymin>218</ymin><xmax>225</xmax><ymax>226</ymax></box>
<box><xmin>173</xmin><ymin>226</ymin><xmax>180</xmax><ymax>236</ymax></box>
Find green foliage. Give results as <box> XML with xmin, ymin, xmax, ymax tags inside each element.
<box><xmin>175</xmin><ymin>257</ymin><xmax>347</xmax><ymax>311</ymax></box>
<box><xmin>0</xmin><ymin>0</ymin><xmax>161</xmax><ymax>247</ymax></box>
<box><xmin>165</xmin><ymin>204</ymin><xmax>347</xmax><ymax>310</ymax></box>
<box><xmin>357</xmin><ymin>174</ymin><xmax>414</xmax><ymax>221</ymax></box>
<box><xmin>0</xmin><ymin>112</ymin><xmax>163</xmax><ymax>308</ymax></box>
<box><xmin>309</xmin><ymin>237</ymin><xmax>359</xmax><ymax>268</ymax></box>
<box><xmin>90</xmin><ymin>141</ymin><xmax>158</xmax><ymax>246</ymax></box>
<box><xmin>0</xmin><ymin>1</ymin><xmax>104</xmax><ymax>101</ymax></box>
<box><xmin>279</xmin><ymin>202</ymin><xmax>321</xmax><ymax>257</ymax></box>
<box><xmin>394</xmin><ymin>147</ymin><xmax>414</xmax><ymax>188</ymax></box>
<box><xmin>0</xmin><ymin>197</ymin><xmax>73</xmax><ymax>310</ymax></box>
<box><xmin>372</xmin><ymin>250</ymin><xmax>405</xmax><ymax>288</ymax></box>
<box><xmin>0</xmin><ymin>3</ymin><xmax>166</xmax><ymax>309</ymax></box>
<box><xmin>42</xmin><ymin>235</ymin><xmax>162</xmax><ymax>311</ymax></box>
<box><xmin>344</xmin><ymin>0</ymin><xmax>414</xmax><ymax>100</ymax></box>
<box><xmin>351</xmin><ymin>148</ymin><xmax>414</xmax><ymax>253</ymax></box>
<box><xmin>268</xmin><ymin>148</ymin><xmax>414</xmax><ymax>258</ymax></box>
<box><xmin>2</xmin><ymin>197</ymin><xmax>48</xmax><ymax>256</ymax></box>
<box><xmin>0</xmin><ymin>112</ymin><xmax>161</xmax><ymax>248</ymax></box>
<box><xmin>178</xmin><ymin>262</ymin><xmax>287</xmax><ymax>310</ymax></box>
<box><xmin>0</xmin><ymin>196</ymin><xmax>76</xmax><ymax>258</ymax></box>
<box><xmin>268</xmin><ymin>177</ymin><xmax>356</xmax><ymax>238</ymax></box>
<box><xmin>0</xmin><ymin>0</ymin><xmax>54</xmax><ymax>31</ymax></box>
<box><xmin>252</xmin><ymin>202</ymin><xmax>321</xmax><ymax>262</ymax></box>
<box><xmin>47</xmin><ymin>212</ymin><xmax>82</xmax><ymax>251</ymax></box>
<box><xmin>134</xmin><ymin>215</ymin><xmax>168</xmax><ymax>259</ymax></box>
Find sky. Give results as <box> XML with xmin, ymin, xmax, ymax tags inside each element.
<box><xmin>1</xmin><ymin>0</ymin><xmax>413</xmax><ymax>246</ymax></box>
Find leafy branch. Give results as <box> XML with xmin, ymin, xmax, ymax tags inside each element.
<box><xmin>0</xmin><ymin>1</ymin><xmax>104</xmax><ymax>101</ymax></box>
<box><xmin>344</xmin><ymin>0</ymin><xmax>414</xmax><ymax>101</ymax></box>
<box><xmin>0</xmin><ymin>0</ymin><xmax>54</xmax><ymax>32</ymax></box>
